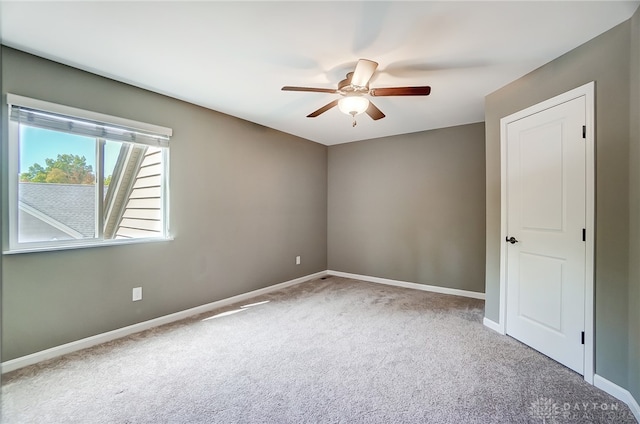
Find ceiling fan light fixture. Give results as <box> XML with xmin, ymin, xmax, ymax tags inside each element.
<box><xmin>338</xmin><ymin>96</ymin><xmax>369</xmax><ymax>116</ymax></box>
<box><xmin>282</xmin><ymin>58</ymin><xmax>430</xmax><ymax>122</ymax></box>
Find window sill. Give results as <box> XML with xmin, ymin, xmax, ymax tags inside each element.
<box><xmin>3</xmin><ymin>236</ymin><xmax>174</xmax><ymax>255</ymax></box>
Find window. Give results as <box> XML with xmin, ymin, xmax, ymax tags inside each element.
<box><xmin>6</xmin><ymin>94</ymin><xmax>172</xmax><ymax>253</ymax></box>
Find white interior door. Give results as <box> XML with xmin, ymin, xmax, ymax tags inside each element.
<box><xmin>505</xmin><ymin>96</ymin><xmax>586</xmax><ymax>374</ymax></box>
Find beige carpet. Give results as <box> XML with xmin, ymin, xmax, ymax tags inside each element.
<box><xmin>1</xmin><ymin>276</ymin><xmax>636</xmax><ymax>423</ymax></box>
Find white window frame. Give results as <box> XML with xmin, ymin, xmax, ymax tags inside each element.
<box><xmin>5</xmin><ymin>94</ymin><xmax>173</xmax><ymax>254</ymax></box>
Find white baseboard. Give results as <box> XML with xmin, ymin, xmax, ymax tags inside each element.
<box><xmin>483</xmin><ymin>317</ymin><xmax>505</xmax><ymax>334</ymax></box>
<box><xmin>594</xmin><ymin>374</ymin><xmax>640</xmax><ymax>423</ymax></box>
<box><xmin>327</xmin><ymin>270</ymin><xmax>485</xmax><ymax>300</ymax></box>
<box><xmin>1</xmin><ymin>271</ymin><xmax>327</xmax><ymax>374</ymax></box>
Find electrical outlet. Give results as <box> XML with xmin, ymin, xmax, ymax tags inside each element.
<box><xmin>132</xmin><ymin>287</ymin><xmax>142</xmax><ymax>302</ymax></box>
<box><xmin>296</xmin><ymin>256</ymin><xmax>301</xmax><ymax>265</ymax></box>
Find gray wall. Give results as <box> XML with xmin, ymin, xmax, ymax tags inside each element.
<box><xmin>1</xmin><ymin>47</ymin><xmax>328</xmax><ymax>361</ymax></box>
<box><xmin>328</xmin><ymin>123</ymin><xmax>486</xmax><ymax>293</ymax></box>
<box><xmin>485</xmin><ymin>21</ymin><xmax>633</xmax><ymax>388</ymax></box>
<box><xmin>628</xmin><ymin>6</ymin><xmax>640</xmax><ymax>404</ymax></box>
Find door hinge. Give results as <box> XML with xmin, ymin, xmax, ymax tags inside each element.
<box><xmin>582</xmin><ymin>125</ymin><xmax>586</xmax><ymax>139</ymax></box>
<box><xmin>581</xmin><ymin>331</ymin><xmax>585</xmax><ymax>345</ymax></box>
<box><xmin>582</xmin><ymin>228</ymin><xmax>586</xmax><ymax>242</ymax></box>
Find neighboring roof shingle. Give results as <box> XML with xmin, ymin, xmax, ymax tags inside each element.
<box><xmin>19</xmin><ymin>182</ymin><xmax>96</xmax><ymax>238</ymax></box>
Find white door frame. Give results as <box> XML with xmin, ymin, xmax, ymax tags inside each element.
<box><xmin>497</xmin><ymin>81</ymin><xmax>595</xmax><ymax>384</ymax></box>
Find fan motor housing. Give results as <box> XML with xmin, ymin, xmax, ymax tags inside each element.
<box><xmin>337</xmin><ymin>72</ymin><xmax>369</xmax><ymax>95</ymax></box>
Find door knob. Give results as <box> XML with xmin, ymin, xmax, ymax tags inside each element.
<box><xmin>506</xmin><ymin>236</ymin><xmax>519</xmax><ymax>244</ymax></box>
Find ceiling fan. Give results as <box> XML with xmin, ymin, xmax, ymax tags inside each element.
<box><xmin>282</xmin><ymin>59</ymin><xmax>431</xmax><ymax>127</ymax></box>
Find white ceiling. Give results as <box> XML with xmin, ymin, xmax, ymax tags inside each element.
<box><xmin>1</xmin><ymin>1</ymin><xmax>638</xmax><ymax>146</ymax></box>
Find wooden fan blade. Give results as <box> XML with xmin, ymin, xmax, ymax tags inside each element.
<box><xmin>307</xmin><ymin>100</ymin><xmax>339</xmax><ymax>118</ymax></box>
<box><xmin>370</xmin><ymin>86</ymin><xmax>431</xmax><ymax>96</ymax></box>
<box><xmin>351</xmin><ymin>59</ymin><xmax>378</xmax><ymax>87</ymax></box>
<box><xmin>366</xmin><ymin>102</ymin><xmax>385</xmax><ymax>120</ymax></box>
<box><xmin>282</xmin><ymin>86</ymin><xmax>337</xmax><ymax>94</ymax></box>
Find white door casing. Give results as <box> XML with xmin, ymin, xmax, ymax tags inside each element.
<box><xmin>498</xmin><ymin>82</ymin><xmax>595</xmax><ymax>383</ymax></box>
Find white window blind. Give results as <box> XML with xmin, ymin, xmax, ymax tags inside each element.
<box><xmin>7</xmin><ymin>94</ymin><xmax>172</xmax><ymax>148</ymax></box>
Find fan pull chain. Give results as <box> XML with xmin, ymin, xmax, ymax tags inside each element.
<box><xmin>351</xmin><ymin>112</ymin><xmax>357</xmax><ymax>127</ymax></box>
